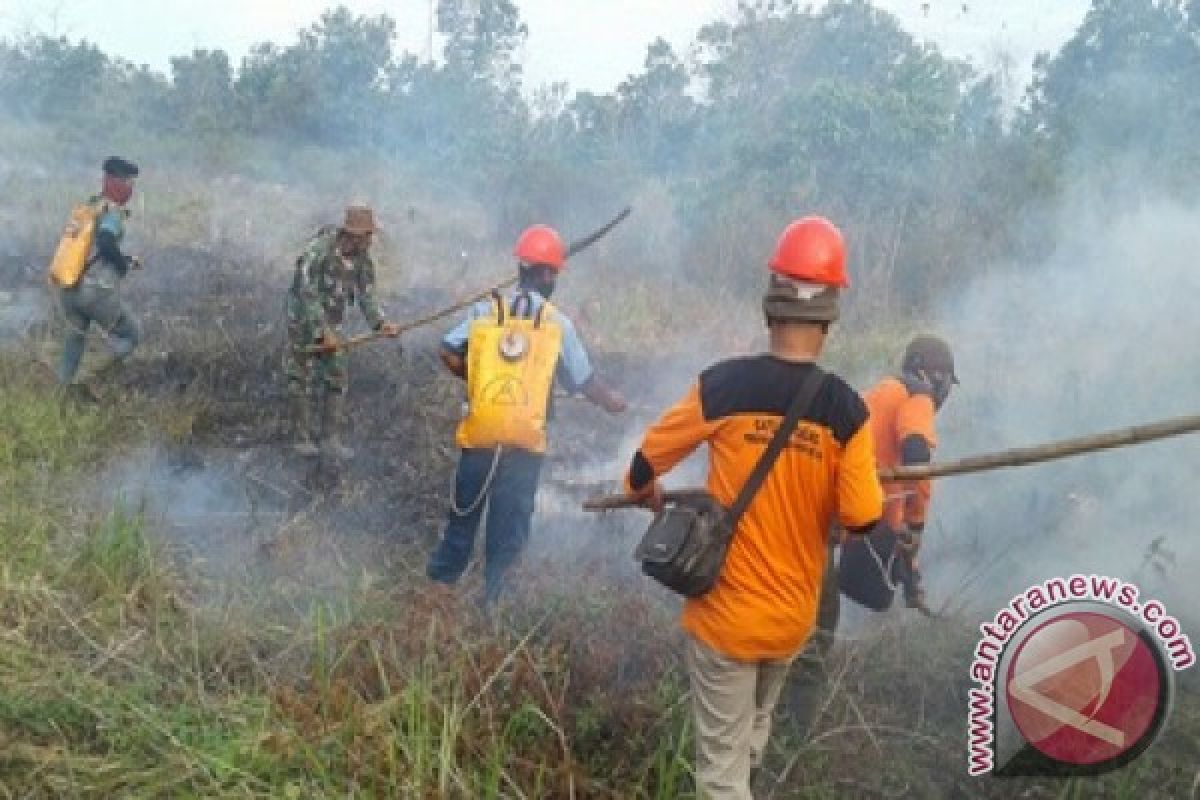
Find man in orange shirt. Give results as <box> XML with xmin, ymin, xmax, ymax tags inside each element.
<box><xmin>838</xmin><ymin>335</ymin><xmax>957</xmax><ymax>612</ymax></box>
<box><xmin>624</xmin><ymin>217</ymin><xmax>884</xmax><ymax>800</ymax></box>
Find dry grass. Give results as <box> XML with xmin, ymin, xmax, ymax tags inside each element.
<box><xmin>1</xmin><ymin>155</ymin><xmax>1197</xmax><ymax>797</ymax></box>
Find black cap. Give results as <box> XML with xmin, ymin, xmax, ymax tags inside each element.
<box><xmin>102</xmin><ymin>157</ymin><xmax>139</xmax><ymax>178</ymax></box>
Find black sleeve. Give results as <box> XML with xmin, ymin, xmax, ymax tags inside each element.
<box><xmin>628</xmin><ymin>450</ymin><xmax>655</xmax><ymax>491</ymax></box>
<box><xmin>95</xmin><ymin>230</ymin><xmax>129</xmax><ymax>277</ymax></box>
<box><xmin>900</xmin><ymin>434</ymin><xmax>932</xmax><ymax>466</ymax></box>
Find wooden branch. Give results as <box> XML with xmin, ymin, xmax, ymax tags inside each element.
<box><xmin>880</xmin><ymin>413</ymin><xmax>1200</xmax><ymax>481</ymax></box>
<box><xmin>581</xmin><ymin>413</ymin><xmax>1200</xmax><ymax>512</ymax></box>
<box><xmin>305</xmin><ymin>277</ymin><xmax>517</xmax><ymax>355</ymax></box>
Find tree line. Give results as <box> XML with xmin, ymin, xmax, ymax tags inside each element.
<box><xmin>3</xmin><ymin>0</ymin><xmax>1200</xmax><ymax>314</ymax></box>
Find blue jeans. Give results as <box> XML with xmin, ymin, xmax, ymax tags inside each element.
<box><xmin>427</xmin><ymin>447</ymin><xmax>545</xmax><ymax>605</ymax></box>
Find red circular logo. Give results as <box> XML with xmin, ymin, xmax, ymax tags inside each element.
<box><xmin>1005</xmin><ymin>612</ymin><xmax>1163</xmax><ymax>766</ymax></box>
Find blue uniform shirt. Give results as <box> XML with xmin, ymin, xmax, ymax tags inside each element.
<box><xmin>86</xmin><ymin>199</ymin><xmax>130</xmax><ymax>286</ymax></box>
<box><xmin>96</xmin><ymin>206</ymin><xmax>125</xmax><ymax>241</ymax></box>
<box><xmin>442</xmin><ymin>289</ymin><xmax>594</xmax><ymax>393</ymax></box>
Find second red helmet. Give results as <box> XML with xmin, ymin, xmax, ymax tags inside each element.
<box><xmin>514</xmin><ymin>225</ymin><xmax>566</xmax><ymax>271</ymax></box>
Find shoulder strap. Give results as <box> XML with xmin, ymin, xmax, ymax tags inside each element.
<box><xmin>490</xmin><ymin>290</ymin><xmax>506</xmax><ymax>324</ymax></box>
<box><xmin>509</xmin><ymin>290</ymin><xmax>537</xmax><ymax>319</ymax></box>
<box><xmin>81</xmin><ymin>200</ymin><xmax>111</xmax><ymax>271</ymax></box>
<box><xmin>729</xmin><ymin>365</ymin><xmax>827</xmax><ymax>525</ymax></box>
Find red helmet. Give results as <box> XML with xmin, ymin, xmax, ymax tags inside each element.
<box><xmin>514</xmin><ymin>225</ymin><xmax>566</xmax><ymax>271</ymax></box>
<box><xmin>768</xmin><ymin>216</ymin><xmax>849</xmax><ymax>288</ymax></box>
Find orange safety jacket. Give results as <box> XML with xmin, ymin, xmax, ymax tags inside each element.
<box><xmin>862</xmin><ymin>377</ymin><xmax>938</xmax><ymax>532</ymax></box>
<box><xmin>625</xmin><ymin>356</ymin><xmax>883</xmax><ymax>661</ymax></box>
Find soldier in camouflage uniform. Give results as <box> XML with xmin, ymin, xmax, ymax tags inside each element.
<box><xmin>284</xmin><ymin>205</ymin><xmax>400</xmax><ymax>458</ymax></box>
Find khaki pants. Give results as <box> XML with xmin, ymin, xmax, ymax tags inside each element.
<box><xmin>686</xmin><ymin>635</ymin><xmax>796</xmax><ymax>800</ymax></box>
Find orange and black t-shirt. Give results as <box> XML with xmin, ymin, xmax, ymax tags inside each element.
<box><xmin>863</xmin><ymin>377</ymin><xmax>937</xmax><ymax>530</ymax></box>
<box><xmin>625</xmin><ymin>356</ymin><xmax>883</xmax><ymax>662</ymax></box>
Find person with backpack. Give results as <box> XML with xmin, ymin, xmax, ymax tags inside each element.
<box><xmin>426</xmin><ymin>224</ymin><xmax>627</xmax><ymax>607</ymax></box>
<box><xmin>284</xmin><ymin>205</ymin><xmax>401</xmax><ymax>459</ymax></box>
<box><xmin>55</xmin><ymin>156</ymin><xmax>142</xmax><ymax>390</ymax></box>
<box><xmin>622</xmin><ymin>217</ymin><xmax>884</xmax><ymax>800</ymax></box>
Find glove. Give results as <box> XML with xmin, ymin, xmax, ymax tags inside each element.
<box><xmin>582</xmin><ymin>379</ymin><xmax>628</xmax><ymax>414</ymax></box>
<box><xmin>378</xmin><ymin>321</ymin><xmax>402</xmax><ymax>338</ymax></box>
<box><xmin>628</xmin><ymin>479</ymin><xmax>665</xmax><ymax>513</ymax></box>
<box><xmin>314</xmin><ymin>330</ymin><xmax>341</xmax><ymax>355</ymax></box>
<box><xmin>602</xmin><ymin>389</ymin><xmax>629</xmax><ymax>415</ymax></box>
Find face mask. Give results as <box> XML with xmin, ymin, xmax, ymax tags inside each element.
<box><xmin>930</xmin><ymin>374</ymin><xmax>952</xmax><ymax>410</ymax></box>
<box><xmin>902</xmin><ymin>370</ymin><xmax>951</xmax><ymax>410</ymax></box>
<box><xmin>519</xmin><ymin>266</ymin><xmax>557</xmax><ymax>299</ymax></box>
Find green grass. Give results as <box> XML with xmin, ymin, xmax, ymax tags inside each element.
<box><xmin>0</xmin><ymin>352</ymin><xmax>697</xmax><ymax>797</ymax></box>
<box><xmin>2</xmin><ymin>344</ymin><xmax>1198</xmax><ymax>798</ymax></box>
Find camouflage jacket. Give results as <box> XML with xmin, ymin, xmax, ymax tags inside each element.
<box><xmin>289</xmin><ymin>229</ymin><xmax>385</xmax><ymax>335</ymax></box>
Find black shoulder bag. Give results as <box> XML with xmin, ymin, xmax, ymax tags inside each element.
<box><xmin>635</xmin><ymin>366</ymin><xmax>828</xmax><ymax>597</ymax></box>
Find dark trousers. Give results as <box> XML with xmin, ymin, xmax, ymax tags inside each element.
<box><xmin>426</xmin><ymin>447</ymin><xmax>544</xmax><ymax>605</ymax></box>
<box><xmin>837</xmin><ymin>525</ymin><xmax>918</xmax><ymax>612</ymax></box>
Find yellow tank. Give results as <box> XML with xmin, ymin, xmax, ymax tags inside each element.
<box><xmin>456</xmin><ymin>294</ymin><xmax>563</xmax><ymax>454</ymax></box>
<box><xmin>48</xmin><ymin>202</ymin><xmax>101</xmax><ymax>288</ymax></box>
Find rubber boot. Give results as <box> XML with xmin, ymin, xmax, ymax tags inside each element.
<box><xmin>58</xmin><ymin>329</ymin><xmax>87</xmax><ymax>386</ymax></box>
<box><xmin>321</xmin><ymin>392</ymin><xmax>355</xmax><ymax>460</ymax></box>
<box><xmin>291</xmin><ymin>395</ymin><xmax>320</xmax><ymax>457</ymax></box>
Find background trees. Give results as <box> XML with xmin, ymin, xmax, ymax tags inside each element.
<box><xmin>1</xmin><ymin>0</ymin><xmax>1194</xmax><ymax>315</ymax></box>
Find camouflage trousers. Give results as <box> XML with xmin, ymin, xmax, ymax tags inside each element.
<box><xmin>283</xmin><ymin>292</ymin><xmax>348</xmax><ymax>399</ymax></box>
<box><xmin>57</xmin><ymin>279</ymin><xmax>139</xmax><ymax>385</ymax></box>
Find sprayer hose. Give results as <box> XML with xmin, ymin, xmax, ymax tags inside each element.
<box><xmin>450</xmin><ymin>446</ymin><xmax>503</xmax><ymax>517</ymax></box>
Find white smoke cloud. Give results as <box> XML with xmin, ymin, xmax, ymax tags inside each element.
<box><xmin>926</xmin><ymin>191</ymin><xmax>1200</xmax><ymax>627</ymax></box>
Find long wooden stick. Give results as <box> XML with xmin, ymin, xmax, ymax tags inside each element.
<box><xmin>582</xmin><ymin>489</ymin><xmax>715</xmax><ymax>512</ymax></box>
<box><xmin>307</xmin><ymin>206</ymin><xmax>634</xmax><ymax>355</ymax></box>
<box><xmin>581</xmin><ymin>413</ymin><xmax>1200</xmax><ymax>512</ymax></box>
<box><xmin>880</xmin><ymin>413</ymin><xmax>1200</xmax><ymax>481</ymax></box>
<box><xmin>306</xmin><ymin>277</ymin><xmax>515</xmax><ymax>355</ymax></box>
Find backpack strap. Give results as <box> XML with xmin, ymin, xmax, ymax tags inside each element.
<box><xmin>491</xmin><ymin>290</ymin><xmax>506</xmax><ymax>325</ymax></box>
<box><xmin>728</xmin><ymin>365</ymin><xmax>828</xmax><ymax>525</ymax></box>
<box><xmin>509</xmin><ymin>290</ymin><xmax>536</xmax><ymax>319</ymax></box>
<box><xmin>82</xmin><ymin>200</ymin><xmax>112</xmax><ymax>273</ymax></box>
<box><xmin>532</xmin><ymin>300</ymin><xmax>552</xmax><ymax>329</ymax></box>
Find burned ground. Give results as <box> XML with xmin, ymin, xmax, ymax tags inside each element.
<box><xmin>1</xmin><ymin>244</ymin><xmax>1198</xmax><ymax>799</ymax></box>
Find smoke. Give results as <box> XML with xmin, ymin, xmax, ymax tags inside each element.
<box><xmin>0</xmin><ymin>288</ymin><xmax>46</xmax><ymax>337</ymax></box>
<box><xmin>98</xmin><ymin>447</ymin><xmax>283</xmax><ymax>575</ymax></box>
<box><xmin>924</xmin><ymin>188</ymin><xmax>1200</xmax><ymax>627</ymax></box>
<box><xmin>0</xmin><ymin>2</ymin><xmax>1193</xmax><ymax>651</ymax></box>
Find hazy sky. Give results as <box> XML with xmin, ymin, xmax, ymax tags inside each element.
<box><xmin>1</xmin><ymin>1</ymin><xmax>1090</xmax><ymax>92</ymax></box>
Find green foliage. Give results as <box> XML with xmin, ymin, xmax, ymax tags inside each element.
<box><xmin>0</xmin><ymin>0</ymin><xmax>1028</xmax><ymax>314</ymax></box>
<box><xmin>1022</xmin><ymin>0</ymin><xmax>1200</xmax><ymax>198</ymax></box>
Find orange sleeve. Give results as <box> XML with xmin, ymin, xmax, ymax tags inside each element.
<box><xmin>624</xmin><ymin>382</ymin><xmax>718</xmax><ymax>492</ymax></box>
<box><xmin>836</xmin><ymin>422</ymin><xmax>885</xmax><ymax>530</ymax></box>
<box><xmin>895</xmin><ymin>395</ymin><xmax>936</xmax><ymax>527</ymax></box>
<box><xmin>896</xmin><ymin>395</ymin><xmax>937</xmax><ymax>448</ymax></box>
